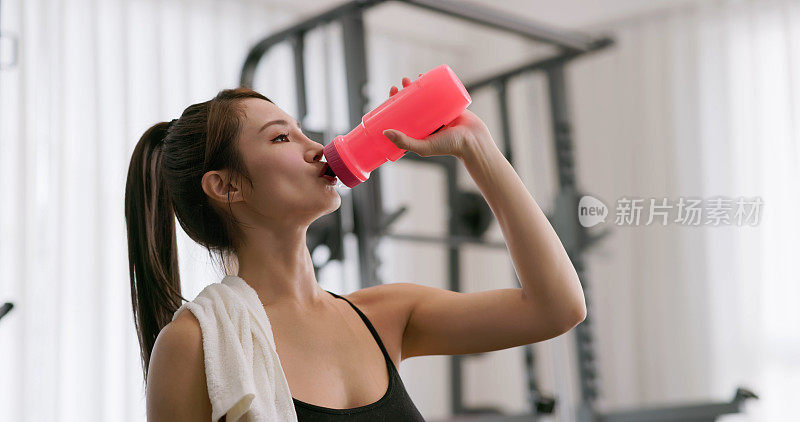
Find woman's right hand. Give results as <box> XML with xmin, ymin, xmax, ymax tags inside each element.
<box><xmin>384</xmin><ymin>75</ymin><xmax>494</xmax><ymax>160</ymax></box>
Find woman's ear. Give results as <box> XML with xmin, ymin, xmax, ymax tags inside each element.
<box><xmin>201</xmin><ymin>170</ymin><xmax>245</xmax><ymax>206</ymax></box>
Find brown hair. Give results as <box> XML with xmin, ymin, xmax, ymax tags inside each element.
<box><xmin>124</xmin><ymin>87</ymin><xmax>272</xmax><ymax>382</ymax></box>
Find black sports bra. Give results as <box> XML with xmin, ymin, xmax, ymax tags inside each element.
<box><xmin>291</xmin><ymin>290</ymin><xmax>425</xmax><ymax>421</ymax></box>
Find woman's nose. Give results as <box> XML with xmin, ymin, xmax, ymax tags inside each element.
<box><xmin>308</xmin><ymin>142</ymin><xmax>325</xmax><ymax>163</ymax></box>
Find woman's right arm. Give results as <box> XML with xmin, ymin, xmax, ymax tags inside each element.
<box><xmin>146</xmin><ymin>310</ymin><xmax>214</xmax><ymax>421</ymax></box>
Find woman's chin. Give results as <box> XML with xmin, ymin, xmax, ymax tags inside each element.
<box><xmin>316</xmin><ymin>196</ymin><xmax>341</xmax><ymax>217</ymax></box>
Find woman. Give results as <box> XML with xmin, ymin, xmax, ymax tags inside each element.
<box><xmin>125</xmin><ymin>76</ymin><xmax>586</xmax><ymax>421</ymax></box>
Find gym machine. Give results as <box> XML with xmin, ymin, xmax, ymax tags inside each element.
<box><xmin>239</xmin><ymin>1</ymin><xmax>757</xmax><ymax>420</ymax></box>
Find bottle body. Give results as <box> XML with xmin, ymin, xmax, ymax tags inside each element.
<box><xmin>323</xmin><ymin>64</ymin><xmax>472</xmax><ymax>188</ymax></box>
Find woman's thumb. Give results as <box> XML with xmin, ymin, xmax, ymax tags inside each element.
<box><xmin>383</xmin><ymin>129</ymin><xmax>429</xmax><ymax>156</ymax></box>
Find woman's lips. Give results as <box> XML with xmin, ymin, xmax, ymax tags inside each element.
<box><xmin>322</xmin><ymin>163</ymin><xmax>336</xmax><ymax>177</ymax></box>
<box><xmin>318</xmin><ymin>162</ymin><xmax>337</xmax><ymax>184</ymax></box>
<box><xmin>318</xmin><ymin>162</ymin><xmax>333</xmax><ymax>177</ymax></box>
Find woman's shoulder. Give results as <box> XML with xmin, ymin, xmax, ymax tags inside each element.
<box><xmin>152</xmin><ymin>310</ymin><xmax>203</xmax><ymax>373</ymax></box>
<box><xmin>341</xmin><ymin>282</ymin><xmax>421</xmax><ymax>365</ymax></box>
<box><xmin>168</xmin><ymin>307</ymin><xmax>202</xmax><ymax>336</ymax></box>
<box><xmin>344</xmin><ymin>282</ymin><xmax>419</xmax><ymax>318</ymax></box>
<box><xmin>147</xmin><ymin>310</ymin><xmax>213</xmax><ymax>421</ymax></box>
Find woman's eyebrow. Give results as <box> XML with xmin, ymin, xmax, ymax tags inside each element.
<box><xmin>258</xmin><ymin>119</ymin><xmax>301</xmax><ymax>133</ymax></box>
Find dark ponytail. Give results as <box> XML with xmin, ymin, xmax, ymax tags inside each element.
<box><xmin>124</xmin><ymin>88</ymin><xmax>273</xmax><ymax>382</ymax></box>
<box><xmin>124</xmin><ymin>120</ymin><xmax>186</xmax><ymax>382</ymax></box>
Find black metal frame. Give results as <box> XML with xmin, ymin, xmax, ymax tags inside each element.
<box><xmin>239</xmin><ymin>1</ymin><xmax>756</xmax><ymax>421</ymax></box>
<box><xmin>0</xmin><ymin>302</ymin><xmax>13</xmax><ymax>323</ymax></box>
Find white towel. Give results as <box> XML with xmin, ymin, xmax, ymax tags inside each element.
<box><xmin>172</xmin><ymin>274</ymin><xmax>299</xmax><ymax>422</ymax></box>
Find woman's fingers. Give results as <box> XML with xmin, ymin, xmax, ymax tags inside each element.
<box><xmin>389</xmin><ymin>74</ymin><xmax>423</xmax><ymax>97</ymax></box>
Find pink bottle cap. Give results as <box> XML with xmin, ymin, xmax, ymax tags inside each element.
<box><xmin>323</xmin><ymin>139</ymin><xmax>362</xmax><ymax>188</ymax></box>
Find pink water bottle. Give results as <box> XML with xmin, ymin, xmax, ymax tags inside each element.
<box><xmin>322</xmin><ymin>64</ymin><xmax>472</xmax><ymax>188</ymax></box>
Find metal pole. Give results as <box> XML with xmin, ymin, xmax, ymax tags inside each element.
<box><xmin>240</xmin><ymin>0</ymin><xmax>607</xmax><ymax>87</ymax></box>
<box><xmin>240</xmin><ymin>0</ymin><xmax>387</xmax><ymax>87</ymax></box>
<box><xmin>465</xmin><ymin>37</ymin><xmax>614</xmax><ymax>92</ymax></box>
<box><xmin>340</xmin><ymin>9</ymin><xmax>385</xmax><ymax>289</ymax></box>
<box><xmin>546</xmin><ymin>65</ymin><xmax>598</xmax><ymax>422</ymax></box>
<box><xmin>396</xmin><ymin>0</ymin><xmax>595</xmax><ymax>52</ymax></box>
<box><xmin>291</xmin><ymin>32</ymin><xmax>308</xmax><ymax>122</ymax></box>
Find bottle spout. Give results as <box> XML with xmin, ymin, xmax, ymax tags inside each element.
<box><xmin>322</xmin><ymin>137</ymin><xmax>366</xmax><ymax>188</ymax></box>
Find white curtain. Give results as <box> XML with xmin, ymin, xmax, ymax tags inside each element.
<box><xmin>563</xmin><ymin>0</ymin><xmax>800</xmax><ymax>420</ymax></box>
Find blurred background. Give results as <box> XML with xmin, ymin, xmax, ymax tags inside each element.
<box><xmin>0</xmin><ymin>0</ymin><xmax>797</xmax><ymax>421</ymax></box>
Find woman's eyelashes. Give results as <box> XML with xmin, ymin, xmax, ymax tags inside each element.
<box><xmin>271</xmin><ymin>133</ymin><xmax>290</xmax><ymax>143</ymax></box>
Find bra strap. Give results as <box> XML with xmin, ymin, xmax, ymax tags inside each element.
<box><xmin>326</xmin><ymin>290</ymin><xmax>393</xmax><ymax>363</ymax></box>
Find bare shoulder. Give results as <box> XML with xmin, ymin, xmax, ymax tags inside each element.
<box><xmin>343</xmin><ymin>282</ymin><xmax>427</xmax><ymax>310</ymax></box>
<box><xmin>343</xmin><ymin>282</ymin><xmax>451</xmax><ymax>327</ymax></box>
<box><xmin>146</xmin><ymin>308</ymin><xmax>214</xmax><ymax>421</ymax></box>
<box><xmin>341</xmin><ymin>282</ymin><xmax>430</xmax><ymax>363</ymax></box>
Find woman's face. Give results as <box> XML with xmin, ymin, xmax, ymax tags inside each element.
<box><xmin>232</xmin><ymin>98</ymin><xmax>341</xmax><ymax>225</ymax></box>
